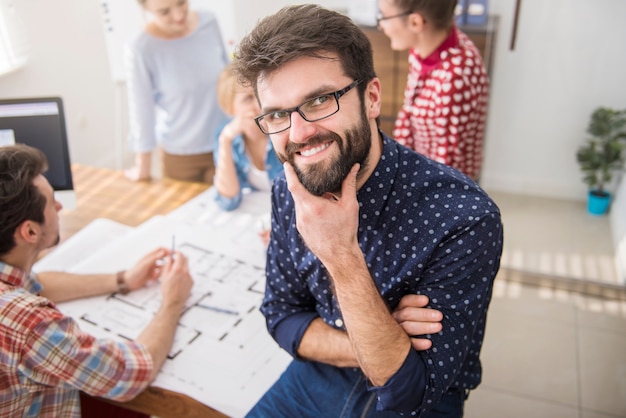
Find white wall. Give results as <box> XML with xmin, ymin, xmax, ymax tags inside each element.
<box><xmin>611</xmin><ymin>178</ymin><xmax>626</xmax><ymax>282</ymax></box>
<box><xmin>0</xmin><ymin>0</ymin><xmax>350</xmax><ymax>170</ymax></box>
<box><xmin>1</xmin><ymin>0</ymin><xmax>625</xmax><ymax>201</ymax></box>
<box><xmin>0</xmin><ymin>0</ymin><xmax>117</xmax><ymax>168</ymax></box>
<box><xmin>231</xmin><ymin>0</ymin><xmax>349</xmax><ymax>41</ymax></box>
<box><xmin>481</xmin><ymin>0</ymin><xmax>626</xmax><ymax>201</ymax></box>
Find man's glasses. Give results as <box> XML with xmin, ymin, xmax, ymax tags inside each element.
<box><xmin>376</xmin><ymin>10</ymin><xmax>414</xmax><ymax>25</ymax></box>
<box><xmin>254</xmin><ymin>80</ymin><xmax>362</xmax><ymax>135</ymax></box>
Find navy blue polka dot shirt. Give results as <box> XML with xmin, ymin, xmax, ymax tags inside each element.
<box><xmin>262</xmin><ymin>134</ymin><xmax>503</xmax><ymax>415</ymax></box>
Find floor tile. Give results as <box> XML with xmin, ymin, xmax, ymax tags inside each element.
<box><xmin>465</xmin><ymin>386</ymin><xmax>579</xmax><ymax>418</ymax></box>
<box><xmin>582</xmin><ymin>410</ymin><xmax>626</xmax><ymax>418</ymax></box>
<box><xmin>490</xmin><ymin>277</ymin><xmax>579</xmax><ymax>324</ymax></box>
<box><xmin>577</xmin><ymin>327</ymin><xmax>626</xmax><ymax>416</ymax></box>
<box><xmin>486</xmin><ymin>190</ymin><xmax>618</xmax><ymax>284</ymax></box>
<box><xmin>479</xmin><ymin>306</ymin><xmax>579</xmax><ymax>406</ymax></box>
<box><xmin>576</xmin><ymin>296</ymin><xmax>626</xmax><ymax>334</ymax></box>
<box><xmin>457</xmin><ymin>190</ymin><xmax>625</xmax><ymax>417</ymax></box>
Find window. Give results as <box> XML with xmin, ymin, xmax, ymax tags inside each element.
<box><xmin>0</xmin><ymin>0</ymin><xmax>28</xmax><ymax>77</ymax></box>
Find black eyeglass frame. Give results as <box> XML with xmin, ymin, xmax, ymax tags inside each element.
<box><xmin>375</xmin><ymin>10</ymin><xmax>414</xmax><ymax>24</ymax></box>
<box><xmin>254</xmin><ymin>79</ymin><xmax>362</xmax><ymax>135</ymax></box>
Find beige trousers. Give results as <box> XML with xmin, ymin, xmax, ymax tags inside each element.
<box><xmin>160</xmin><ymin>150</ymin><xmax>215</xmax><ymax>184</ymax></box>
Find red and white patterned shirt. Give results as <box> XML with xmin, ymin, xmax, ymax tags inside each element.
<box><xmin>393</xmin><ymin>27</ymin><xmax>489</xmax><ymax>180</ymax></box>
<box><xmin>0</xmin><ymin>262</ymin><xmax>154</xmax><ymax>417</ymax></box>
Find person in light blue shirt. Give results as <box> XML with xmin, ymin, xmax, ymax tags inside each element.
<box><xmin>124</xmin><ymin>0</ymin><xmax>228</xmax><ymax>183</ymax></box>
<box><xmin>212</xmin><ymin>64</ymin><xmax>282</xmax><ymax>212</ymax></box>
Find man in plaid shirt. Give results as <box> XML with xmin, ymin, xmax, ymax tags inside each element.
<box><xmin>0</xmin><ymin>144</ymin><xmax>194</xmax><ymax>417</ymax></box>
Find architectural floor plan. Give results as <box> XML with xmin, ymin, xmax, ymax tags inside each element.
<box><xmin>35</xmin><ymin>190</ymin><xmax>291</xmax><ymax>417</ymax></box>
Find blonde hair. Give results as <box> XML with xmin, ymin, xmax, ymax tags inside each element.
<box><xmin>217</xmin><ymin>63</ymin><xmax>239</xmax><ymax>116</ymax></box>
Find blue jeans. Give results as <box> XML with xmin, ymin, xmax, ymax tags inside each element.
<box><xmin>246</xmin><ymin>360</ymin><xmax>465</xmax><ymax>418</ymax></box>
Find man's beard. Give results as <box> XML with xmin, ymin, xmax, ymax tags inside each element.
<box><xmin>277</xmin><ymin>111</ymin><xmax>372</xmax><ymax>196</ymax></box>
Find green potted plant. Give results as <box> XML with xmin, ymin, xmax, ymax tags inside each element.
<box><xmin>576</xmin><ymin>107</ymin><xmax>626</xmax><ymax>215</ymax></box>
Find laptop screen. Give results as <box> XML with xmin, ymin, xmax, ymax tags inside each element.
<box><xmin>0</xmin><ymin>97</ymin><xmax>74</xmax><ymax>194</ymax></box>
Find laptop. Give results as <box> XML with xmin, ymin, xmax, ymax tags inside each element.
<box><xmin>0</xmin><ymin>96</ymin><xmax>76</xmax><ymax>209</ymax></box>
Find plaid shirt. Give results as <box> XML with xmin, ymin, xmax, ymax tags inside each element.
<box><xmin>0</xmin><ymin>262</ymin><xmax>154</xmax><ymax>417</ymax></box>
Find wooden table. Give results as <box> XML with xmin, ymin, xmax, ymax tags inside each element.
<box><xmin>57</xmin><ymin>164</ymin><xmax>209</xmax><ymax>241</ymax></box>
<box><xmin>55</xmin><ymin>164</ymin><xmax>229</xmax><ymax>418</ymax></box>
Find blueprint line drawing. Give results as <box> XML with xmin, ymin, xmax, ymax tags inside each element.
<box><xmin>76</xmin><ymin>242</ymin><xmax>268</xmax><ymax>360</ymax></box>
<box><xmin>36</xmin><ymin>191</ymin><xmax>291</xmax><ymax>417</ymax></box>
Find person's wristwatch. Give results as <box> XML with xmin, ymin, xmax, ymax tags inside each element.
<box><xmin>116</xmin><ymin>270</ymin><xmax>130</xmax><ymax>295</ymax></box>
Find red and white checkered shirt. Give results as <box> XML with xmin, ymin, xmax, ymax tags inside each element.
<box><xmin>393</xmin><ymin>27</ymin><xmax>489</xmax><ymax>180</ymax></box>
<box><xmin>0</xmin><ymin>262</ymin><xmax>154</xmax><ymax>417</ymax></box>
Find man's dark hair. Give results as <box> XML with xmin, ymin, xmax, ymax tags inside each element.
<box><xmin>393</xmin><ymin>0</ymin><xmax>458</xmax><ymax>30</ymax></box>
<box><xmin>233</xmin><ymin>4</ymin><xmax>376</xmax><ymax>98</ymax></box>
<box><xmin>0</xmin><ymin>144</ymin><xmax>48</xmax><ymax>256</ymax></box>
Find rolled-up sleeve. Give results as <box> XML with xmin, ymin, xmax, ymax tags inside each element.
<box><xmin>368</xmin><ymin>348</ymin><xmax>427</xmax><ymax>413</ymax></box>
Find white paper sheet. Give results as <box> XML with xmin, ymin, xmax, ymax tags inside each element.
<box><xmin>33</xmin><ymin>218</ymin><xmax>133</xmax><ymax>273</ymax></box>
<box><xmin>38</xmin><ymin>191</ymin><xmax>290</xmax><ymax>418</ymax></box>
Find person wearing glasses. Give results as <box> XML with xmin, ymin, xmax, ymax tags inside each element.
<box><xmin>233</xmin><ymin>4</ymin><xmax>502</xmax><ymax>418</ymax></box>
<box><xmin>377</xmin><ymin>0</ymin><xmax>489</xmax><ymax>181</ymax></box>
<box><xmin>213</xmin><ymin>63</ymin><xmax>282</xmax><ymax>212</ymax></box>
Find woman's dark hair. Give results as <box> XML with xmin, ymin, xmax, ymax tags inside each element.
<box><xmin>394</xmin><ymin>0</ymin><xmax>458</xmax><ymax>30</ymax></box>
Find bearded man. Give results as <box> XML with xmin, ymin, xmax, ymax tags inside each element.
<box><xmin>233</xmin><ymin>5</ymin><xmax>503</xmax><ymax>418</ymax></box>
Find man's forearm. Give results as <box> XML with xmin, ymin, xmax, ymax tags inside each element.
<box><xmin>136</xmin><ymin>301</ymin><xmax>186</xmax><ymax>380</ymax></box>
<box><xmin>214</xmin><ymin>133</ymin><xmax>240</xmax><ymax>198</ymax></box>
<box><xmin>297</xmin><ymin>317</ymin><xmax>358</xmax><ymax>368</ymax></box>
<box><xmin>325</xmin><ymin>251</ymin><xmax>412</xmax><ymax>386</ymax></box>
<box><xmin>38</xmin><ymin>272</ymin><xmax>117</xmax><ymax>303</ymax></box>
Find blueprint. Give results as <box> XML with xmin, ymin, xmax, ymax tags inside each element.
<box><xmin>35</xmin><ymin>191</ymin><xmax>291</xmax><ymax>418</ymax></box>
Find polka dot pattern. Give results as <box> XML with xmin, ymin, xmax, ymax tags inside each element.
<box><xmin>262</xmin><ymin>136</ymin><xmax>503</xmax><ymax>415</ymax></box>
<box><xmin>393</xmin><ymin>28</ymin><xmax>489</xmax><ymax>180</ymax></box>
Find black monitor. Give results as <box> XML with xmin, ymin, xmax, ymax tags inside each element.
<box><xmin>0</xmin><ymin>97</ymin><xmax>76</xmax><ymax>209</ymax></box>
